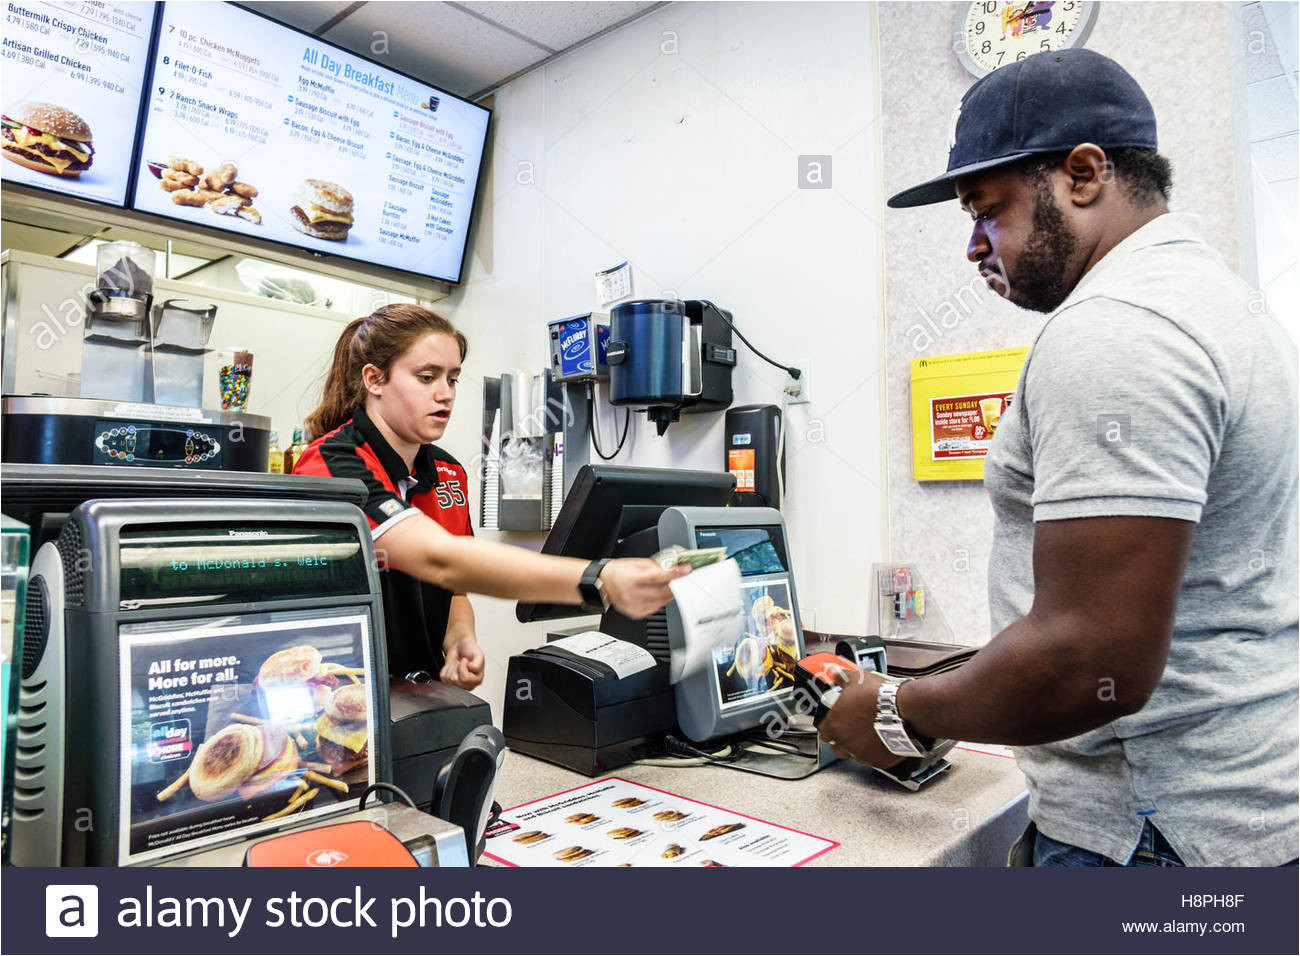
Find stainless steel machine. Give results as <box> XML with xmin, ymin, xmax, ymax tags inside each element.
<box><xmin>2</xmin><ymin>241</ymin><xmax>270</xmax><ymax>471</ymax></box>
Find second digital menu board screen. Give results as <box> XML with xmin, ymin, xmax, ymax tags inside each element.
<box><xmin>133</xmin><ymin>1</ymin><xmax>489</xmax><ymax>283</ymax></box>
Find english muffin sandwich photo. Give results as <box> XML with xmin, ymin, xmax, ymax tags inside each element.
<box><xmin>289</xmin><ymin>179</ymin><xmax>354</xmax><ymax>241</ymax></box>
<box><xmin>653</xmin><ymin>809</ymin><xmax>689</xmax><ymax>823</ymax></box>
<box><xmin>552</xmin><ymin>845</ymin><xmax>594</xmax><ymax>863</ymax></box>
<box><xmin>156</xmin><ymin>721</ymin><xmax>303</xmax><ymax>806</ymax></box>
<box><xmin>185</xmin><ymin>724</ymin><xmax>265</xmax><ymax>802</ymax></box>
<box><xmin>256</xmin><ymin>644</ymin><xmax>342</xmax><ymax>715</ymax></box>
<box><xmin>2</xmin><ymin>102</ymin><xmax>94</xmax><ymax>177</ymax></box>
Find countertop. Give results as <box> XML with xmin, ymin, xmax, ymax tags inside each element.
<box><xmin>492</xmin><ymin>745</ymin><xmax>1029</xmax><ymax>867</ymax></box>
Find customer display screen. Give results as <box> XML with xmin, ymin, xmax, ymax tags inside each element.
<box><xmin>131</xmin><ymin>1</ymin><xmax>489</xmax><ymax>282</ymax></box>
<box><xmin>118</xmin><ymin>607</ymin><xmax>376</xmax><ymax>865</ymax></box>
<box><xmin>118</xmin><ymin>524</ymin><xmax>369</xmax><ymax>606</ymax></box>
<box><xmin>695</xmin><ymin>526</ymin><xmax>788</xmax><ymax>577</ymax></box>
<box><xmin>711</xmin><ymin>578</ymin><xmax>799</xmax><ymax>711</ymax></box>
<box><xmin>0</xmin><ymin>1</ymin><xmax>157</xmax><ymax>205</ymax></box>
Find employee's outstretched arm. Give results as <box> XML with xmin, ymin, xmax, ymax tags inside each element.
<box><xmin>375</xmin><ymin>510</ymin><xmax>688</xmax><ymax>619</ymax></box>
<box><xmin>820</xmin><ymin>515</ymin><xmax>1194</xmax><ymax>762</ymax></box>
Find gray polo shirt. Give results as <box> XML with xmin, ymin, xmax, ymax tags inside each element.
<box><xmin>984</xmin><ymin>213</ymin><xmax>1299</xmax><ymax>866</ymax></box>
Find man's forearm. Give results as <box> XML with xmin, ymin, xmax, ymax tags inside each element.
<box><xmin>896</xmin><ymin>610</ymin><xmax>1138</xmax><ymax>746</ymax></box>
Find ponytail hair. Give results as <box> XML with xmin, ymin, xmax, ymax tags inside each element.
<box><xmin>306</xmin><ymin>304</ymin><xmax>468</xmax><ymax>440</ymax></box>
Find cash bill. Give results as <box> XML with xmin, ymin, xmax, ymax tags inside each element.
<box><xmin>651</xmin><ymin>545</ymin><xmax>728</xmax><ymax>571</ymax></box>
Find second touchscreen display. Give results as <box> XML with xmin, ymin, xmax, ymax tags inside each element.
<box><xmin>711</xmin><ymin>578</ymin><xmax>799</xmax><ymax>710</ymax></box>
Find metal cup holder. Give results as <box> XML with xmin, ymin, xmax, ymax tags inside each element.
<box><xmin>153</xmin><ymin>299</ymin><xmax>217</xmax><ymax>353</ymax></box>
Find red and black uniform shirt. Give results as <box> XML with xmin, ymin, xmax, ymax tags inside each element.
<box><xmin>293</xmin><ymin>406</ymin><xmax>472</xmax><ymax>679</ymax></box>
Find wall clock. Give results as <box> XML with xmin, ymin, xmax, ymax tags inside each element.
<box><xmin>955</xmin><ymin>1</ymin><xmax>1100</xmax><ymax>77</ymax></box>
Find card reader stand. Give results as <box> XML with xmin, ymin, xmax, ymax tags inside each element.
<box><xmin>717</xmin><ymin>723</ymin><xmax>839</xmax><ymax>780</ymax></box>
<box><xmin>871</xmin><ymin>748</ymin><xmax>954</xmax><ymax>792</ymax></box>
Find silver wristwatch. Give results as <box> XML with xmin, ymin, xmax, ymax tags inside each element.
<box><xmin>874</xmin><ymin>678</ymin><xmax>926</xmax><ymax>758</ymax></box>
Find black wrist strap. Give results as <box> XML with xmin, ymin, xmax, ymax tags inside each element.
<box><xmin>579</xmin><ymin>558</ymin><xmax>610</xmax><ymax>611</ymax></box>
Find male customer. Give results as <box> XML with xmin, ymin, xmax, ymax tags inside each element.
<box><xmin>819</xmin><ymin>49</ymin><xmax>1298</xmax><ymax>867</ymax></box>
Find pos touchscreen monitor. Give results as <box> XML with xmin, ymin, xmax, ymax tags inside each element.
<box><xmin>515</xmin><ymin>464</ymin><xmax>736</xmax><ymax>626</ymax></box>
<box><xmin>657</xmin><ymin>507</ymin><xmax>807</xmax><ymax>743</ymax></box>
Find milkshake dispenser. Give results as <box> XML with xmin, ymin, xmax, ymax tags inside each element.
<box><xmin>81</xmin><ymin>242</ymin><xmax>156</xmax><ymax>403</ymax></box>
<box><xmin>1</xmin><ymin>241</ymin><xmax>270</xmax><ymax>471</ymax></box>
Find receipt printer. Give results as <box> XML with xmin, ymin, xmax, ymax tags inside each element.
<box><xmin>502</xmin><ymin>635</ymin><xmax>677</xmax><ymax>776</ymax></box>
<box><xmin>390</xmin><ymin>682</ymin><xmax>493</xmax><ymax>810</ymax></box>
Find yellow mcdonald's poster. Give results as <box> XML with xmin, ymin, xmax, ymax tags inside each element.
<box><xmin>910</xmin><ymin>347</ymin><xmax>1029</xmax><ymax>481</ymax></box>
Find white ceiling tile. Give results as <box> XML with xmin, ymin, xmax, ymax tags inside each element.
<box><xmin>1248</xmin><ymin>75</ymin><xmax>1299</xmax><ymax>140</ymax></box>
<box><xmin>238</xmin><ymin>1</ymin><xmax>357</xmax><ymax>34</ymax></box>
<box><xmin>1242</xmin><ymin>1</ymin><xmax>1286</xmax><ymax>84</ymax></box>
<box><xmin>1253</xmin><ymin>132</ymin><xmax>1299</xmax><ymax>181</ymax></box>
<box><xmin>321</xmin><ymin>1</ymin><xmax>548</xmax><ymax>96</ymax></box>
<box><xmin>457</xmin><ymin>1</ymin><xmax>659</xmax><ymax>52</ymax></box>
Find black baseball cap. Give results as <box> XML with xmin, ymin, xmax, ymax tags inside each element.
<box><xmin>887</xmin><ymin>48</ymin><xmax>1158</xmax><ymax>208</ymax></box>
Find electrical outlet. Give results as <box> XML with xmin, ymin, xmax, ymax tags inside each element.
<box><xmin>786</xmin><ymin>359</ymin><xmax>811</xmax><ymax>405</ymax></box>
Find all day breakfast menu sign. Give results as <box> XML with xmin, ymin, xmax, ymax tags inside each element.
<box><xmin>131</xmin><ymin>0</ymin><xmax>488</xmax><ymax>281</ymax></box>
<box><xmin>484</xmin><ymin>778</ymin><xmax>838</xmax><ymax>867</ymax></box>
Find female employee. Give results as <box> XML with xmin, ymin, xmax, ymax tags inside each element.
<box><xmin>293</xmin><ymin>304</ymin><xmax>687</xmax><ymax>691</ymax></box>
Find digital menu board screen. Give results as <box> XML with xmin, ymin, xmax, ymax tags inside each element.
<box><xmin>0</xmin><ymin>1</ymin><xmax>156</xmax><ymax>205</ymax></box>
<box><xmin>132</xmin><ymin>1</ymin><xmax>490</xmax><ymax>283</ymax></box>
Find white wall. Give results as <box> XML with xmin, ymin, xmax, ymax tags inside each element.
<box><xmin>434</xmin><ymin>1</ymin><xmax>885</xmax><ymax>719</ymax></box>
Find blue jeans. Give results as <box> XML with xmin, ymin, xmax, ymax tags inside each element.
<box><xmin>1034</xmin><ymin>820</ymin><xmax>1184</xmax><ymax>867</ymax></box>
<box><xmin>1034</xmin><ymin>820</ymin><xmax>1300</xmax><ymax>867</ymax></box>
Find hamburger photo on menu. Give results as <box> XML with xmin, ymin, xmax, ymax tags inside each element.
<box><xmin>315</xmin><ymin>683</ymin><xmax>369</xmax><ymax>776</ymax></box>
<box><xmin>290</xmin><ymin>179</ymin><xmax>354</xmax><ymax>242</ymax></box>
<box><xmin>2</xmin><ymin>102</ymin><xmax>94</xmax><ymax>177</ymax></box>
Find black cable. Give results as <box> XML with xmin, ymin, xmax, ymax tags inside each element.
<box><xmin>740</xmin><ymin>737</ymin><xmax>806</xmax><ymax>756</ymax></box>
<box><xmin>664</xmin><ymin>734</ymin><xmax>743</xmax><ymax>764</ymax></box>
<box><xmin>588</xmin><ymin>385</ymin><xmax>630</xmax><ymax>460</ymax></box>
<box><xmin>699</xmin><ymin>299</ymin><xmax>801</xmax><ymax>380</ymax></box>
<box><xmin>358</xmin><ymin>781</ymin><xmax>418</xmax><ymax>811</ymax></box>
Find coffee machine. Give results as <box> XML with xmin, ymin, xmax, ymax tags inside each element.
<box><xmin>605</xmin><ymin>299</ymin><xmax>737</xmax><ymax>434</ymax></box>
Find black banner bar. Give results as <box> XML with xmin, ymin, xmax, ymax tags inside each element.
<box><xmin>3</xmin><ymin>865</ymin><xmax>1297</xmax><ymax>955</ymax></box>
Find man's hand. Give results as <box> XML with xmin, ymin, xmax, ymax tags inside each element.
<box><xmin>598</xmin><ymin>559</ymin><xmax>691</xmax><ymax>619</ymax></box>
<box><xmin>816</xmin><ymin>670</ymin><xmax>906</xmax><ymax>769</ymax></box>
<box><xmin>441</xmin><ymin>636</ymin><xmax>485</xmax><ymax>691</ymax></box>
